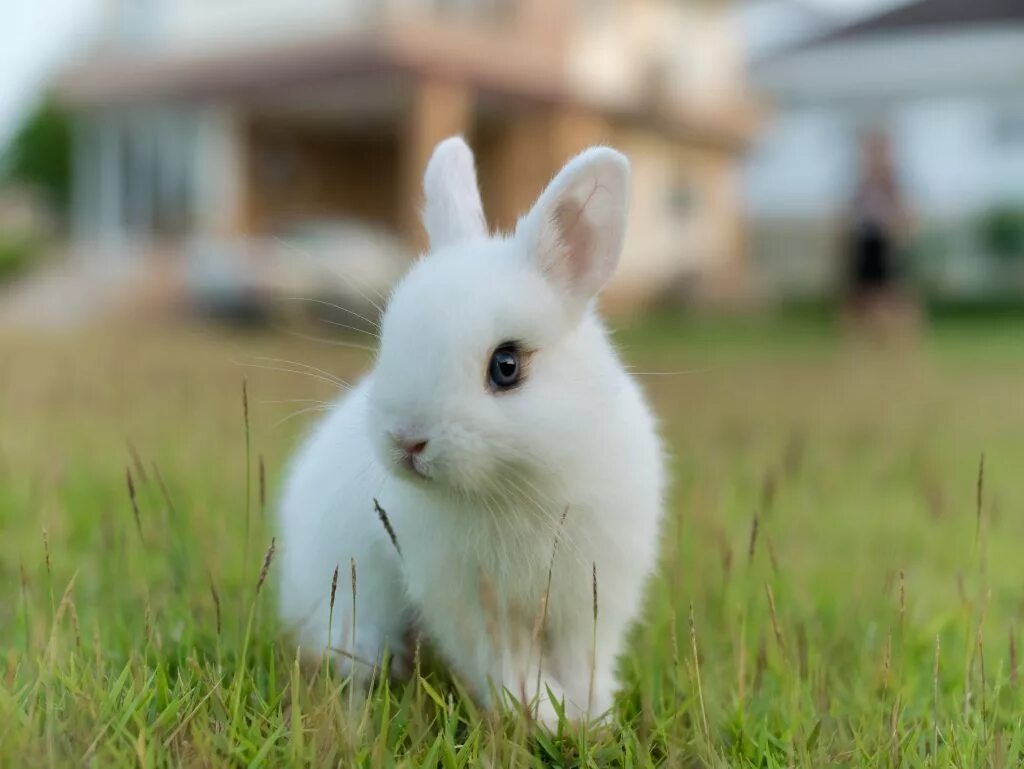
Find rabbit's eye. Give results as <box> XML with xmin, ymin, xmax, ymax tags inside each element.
<box><xmin>488</xmin><ymin>344</ymin><xmax>522</xmax><ymax>391</ymax></box>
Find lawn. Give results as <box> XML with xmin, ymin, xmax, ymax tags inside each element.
<box><xmin>2</xmin><ymin>314</ymin><xmax>1024</xmax><ymax>766</ymax></box>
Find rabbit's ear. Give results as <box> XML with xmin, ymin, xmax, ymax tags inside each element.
<box><xmin>422</xmin><ymin>136</ymin><xmax>487</xmax><ymax>250</ymax></box>
<box><xmin>515</xmin><ymin>147</ymin><xmax>630</xmax><ymax>313</ymax></box>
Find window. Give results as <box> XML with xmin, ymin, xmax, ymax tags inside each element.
<box><xmin>667</xmin><ymin>177</ymin><xmax>697</xmax><ymax>220</ymax></box>
<box><xmin>992</xmin><ymin>107</ymin><xmax>1024</xmax><ymax>146</ymax></box>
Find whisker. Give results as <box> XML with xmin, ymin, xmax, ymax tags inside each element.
<box><xmin>273</xmin><ymin>327</ymin><xmax>378</xmax><ymax>352</ymax></box>
<box><xmin>249</xmin><ymin>356</ymin><xmax>352</xmax><ymax>388</ymax></box>
<box><xmin>315</xmin><ymin>317</ymin><xmax>380</xmax><ymax>339</ymax></box>
<box><xmin>234</xmin><ymin>362</ymin><xmax>350</xmax><ymax>392</ymax></box>
<box><xmin>272</xmin><ymin>404</ymin><xmax>334</xmax><ymax>429</ymax></box>
<box><xmin>278</xmin><ymin>296</ymin><xmax>382</xmax><ymax>333</ymax></box>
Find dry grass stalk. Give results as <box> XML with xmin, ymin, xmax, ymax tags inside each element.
<box><xmin>19</xmin><ymin>563</ymin><xmax>30</xmax><ymax>652</ymax></box>
<box><xmin>45</xmin><ymin>572</ymin><xmax>79</xmax><ymax>662</ymax></box>
<box><xmin>898</xmin><ymin>570</ymin><xmax>906</xmax><ymax>636</ymax></box>
<box><xmin>349</xmin><ymin>557</ymin><xmax>357</xmax><ymax>650</ymax></box>
<box><xmin>126</xmin><ymin>468</ymin><xmax>143</xmax><ymax>542</ymax></box>
<box><xmin>737</xmin><ymin>610</ymin><xmax>747</xmax><ymax>705</ymax></box>
<box><xmin>151</xmin><ymin>462</ymin><xmax>177</xmax><ymax>521</ymax></box>
<box><xmin>349</xmin><ymin>556</ymin><xmax>358</xmax><ymax>710</ymax></box>
<box><xmin>127</xmin><ymin>439</ymin><xmax>148</xmax><ymax>485</ymax></box>
<box><xmin>258</xmin><ymin>455</ymin><xmax>267</xmax><ymax>522</ymax></box>
<box><xmin>889</xmin><ymin>696</ymin><xmax>902</xmax><ymax>768</ymax></box>
<box><xmin>760</xmin><ymin>470</ymin><xmax>776</xmax><ymax>518</ymax></box>
<box><xmin>373</xmin><ymin>498</ymin><xmax>402</xmax><ymax>557</ymax></box>
<box><xmin>242</xmin><ymin>379</ymin><xmax>252</xmax><ymax>583</ymax></box>
<box><xmin>68</xmin><ymin>599</ymin><xmax>82</xmax><ymax>650</ymax></box>
<box><xmin>587</xmin><ymin>563</ymin><xmax>598</xmax><ymax>719</ymax></box>
<box><xmin>92</xmin><ymin>620</ymin><xmax>101</xmax><ymax>670</ymax></box>
<box><xmin>933</xmin><ymin>634</ymin><xmax>941</xmax><ymax>758</ymax></box>
<box><xmin>1010</xmin><ymin>626</ymin><xmax>1018</xmax><ymax>689</ymax></box>
<box><xmin>754</xmin><ymin>634</ymin><xmax>767</xmax><ymax>695</ymax></box>
<box><xmin>766</xmin><ymin>535</ymin><xmax>780</xmax><ymax>575</ymax></box>
<box><xmin>765</xmin><ymin>584</ymin><xmax>785</xmax><ymax>652</ymax></box>
<box><xmin>975</xmin><ymin>452</ymin><xmax>985</xmax><ymax>548</ymax></box>
<box><xmin>978</xmin><ymin>635</ymin><xmax>987</xmax><ymax>726</ymax></box>
<box><xmin>881</xmin><ymin>629</ymin><xmax>892</xmax><ymax>695</ymax></box>
<box><xmin>689</xmin><ymin>602</ymin><xmax>709</xmax><ymax>738</ymax></box>
<box><xmin>529</xmin><ymin>506</ymin><xmax>569</xmax><ymax>718</ymax></box>
<box><xmin>144</xmin><ymin>600</ymin><xmax>153</xmax><ymax>647</ymax></box>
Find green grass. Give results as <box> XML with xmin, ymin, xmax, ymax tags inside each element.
<box><xmin>3</xmin><ymin>315</ymin><xmax>1024</xmax><ymax>766</ymax></box>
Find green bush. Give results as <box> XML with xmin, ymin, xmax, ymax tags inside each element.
<box><xmin>980</xmin><ymin>207</ymin><xmax>1024</xmax><ymax>261</ymax></box>
<box><xmin>1</xmin><ymin>99</ymin><xmax>72</xmax><ymax>219</ymax></box>
<box><xmin>0</xmin><ymin>235</ymin><xmax>39</xmax><ymax>281</ymax></box>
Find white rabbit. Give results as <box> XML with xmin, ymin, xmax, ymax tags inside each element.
<box><xmin>278</xmin><ymin>136</ymin><xmax>665</xmax><ymax>725</ymax></box>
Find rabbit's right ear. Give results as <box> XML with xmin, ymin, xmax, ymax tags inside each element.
<box><xmin>422</xmin><ymin>136</ymin><xmax>487</xmax><ymax>250</ymax></box>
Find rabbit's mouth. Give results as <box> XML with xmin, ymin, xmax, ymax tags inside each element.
<box><xmin>398</xmin><ymin>453</ymin><xmax>432</xmax><ymax>481</ymax></box>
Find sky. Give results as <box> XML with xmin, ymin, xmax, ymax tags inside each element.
<box><xmin>0</xmin><ymin>0</ymin><xmax>99</xmax><ymax>148</ymax></box>
<box><xmin>0</xmin><ymin>0</ymin><xmax>912</xmax><ymax>150</ymax></box>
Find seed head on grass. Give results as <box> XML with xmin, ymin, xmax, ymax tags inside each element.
<box><xmin>256</xmin><ymin>537</ymin><xmax>277</xmax><ymax>595</ymax></box>
<box><xmin>208</xmin><ymin>572</ymin><xmax>222</xmax><ymax>637</ymax></box>
<box><xmin>373</xmin><ymin>498</ymin><xmax>402</xmax><ymax>557</ymax></box>
<box><xmin>747</xmin><ymin>511</ymin><xmax>759</xmax><ymax>564</ymax></box>
<box><xmin>329</xmin><ymin>565</ymin><xmax>339</xmax><ymax>619</ymax></box>
<box><xmin>42</xmin><ymin>528</ymin><xmax>51</xmax><ymax>576</ymax></box>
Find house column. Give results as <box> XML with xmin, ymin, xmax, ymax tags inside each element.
<box><xmin>398</xmin><ymin>77</ymin><xmax>472</xmax><ymax>254</ymax></box>
<box><xmin>194</xmin><ymin>106</ymin><xmax>248</xmax><ymax>239</ymax></box>
<box><xmin>96</xmin><ymin>112</ymin><xmax>127</xmax><ymax>256</ymax></box>
<box><xmin>71</xmin><ymin>114</ymin><xmax>99</xmax><ymax>252</ymax></box>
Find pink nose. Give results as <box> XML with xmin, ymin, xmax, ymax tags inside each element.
<box><xmin>396</xmin><ymin>438</ymin><xmax>428</xmax><ymax>457</ymax></box>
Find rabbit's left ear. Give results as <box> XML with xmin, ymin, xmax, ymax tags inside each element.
<box><xmin>422</xmin><ymin>136</ymin><xmax>487</xmax><ymax>250</ymax></box>
<box><xmin>515</xmin><ymin>147</ymin><xmax>630</xmax><ymax>314</ymax></box>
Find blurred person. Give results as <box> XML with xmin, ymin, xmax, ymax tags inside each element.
<box><xmin>843</xmin><ymin>129</ymin><xmax>917</xmax><ymax>339</ymax></box>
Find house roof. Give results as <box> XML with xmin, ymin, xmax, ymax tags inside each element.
<box><xmin>58</xmin><ymin>30</ymin><xmax>760</xmax><ymax>151</ymax></box>
<box><xmin>805</xmin><ymin>0</ymin><xmax>1024</xmax><ymax>48</ymax></box>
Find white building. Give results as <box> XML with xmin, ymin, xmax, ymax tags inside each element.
<box><xmin>743</xmin><ymin>0</ymin><xmax>1024</xmax><ymax>299</ymax></box>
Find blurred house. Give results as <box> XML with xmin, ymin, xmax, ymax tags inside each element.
<box><xmin>58</xmin><ymin>0</ymin><xmax>758</xmax><ymax>316</ymax></box>
<box><xmin>745</xmin><ymin>0</ymin><xmax>1024</xmax><ymax>301</ymax></box>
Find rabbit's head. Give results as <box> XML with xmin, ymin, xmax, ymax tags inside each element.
<box><xmin>368</xmin><ymin>136</ymin><xmax>630</xmax><ymax>495</ymax></box>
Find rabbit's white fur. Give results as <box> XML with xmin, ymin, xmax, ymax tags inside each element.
<box><xmin>278</xmin><ymin>137</ymin><xmax>664</xmax><ymax>724</ymax></box>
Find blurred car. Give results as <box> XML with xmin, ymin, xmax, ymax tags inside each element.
<box><xmin>186</xmin><ymin>219</ymin><xmax>410</xmax><ymax>325</ymax></box>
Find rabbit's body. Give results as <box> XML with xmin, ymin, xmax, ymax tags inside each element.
<box><xmin>279</xmin><ymin>138</ymin><xmax>665</xmax><ymax>723</ymax></box>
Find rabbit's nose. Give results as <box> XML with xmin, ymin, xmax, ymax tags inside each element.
<box><xmin>393</xmin><ymin>435</ymin><xmax>428</xmax><ymax>457</ymax></box>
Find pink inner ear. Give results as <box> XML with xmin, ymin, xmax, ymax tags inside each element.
<box><xmin>552</xmin><ymin>198</ymin><xmax>594</xmax><ymax>284</ymax></box>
